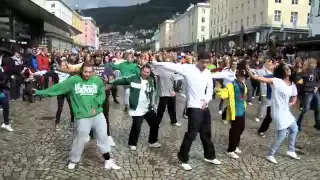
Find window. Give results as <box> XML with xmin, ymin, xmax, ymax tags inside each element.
<box><xmin>274</xmin><ymin>10</ymin><xmax>281</xmax><ymax>21</ymax></box>
<box><xmin>232</xmin><ymin>9</ymin><xmax>234</xmax><ymax>15</ymax></box>
<box><xmin>201</xmin><ymin>26</ymin><xmax>205</xmax><ymax>32</ymax></box>
<box><xmin>217</xmin><ymin>16</ymin><xmax>219</xmax><ymax>23</ymax></box>
<box><xmin>248</xmin><ymin>0</ymin><xmax>250</xmax><ymax>9</ymax></box>
<box><xmin>309</xmin><ymin>0</ymin><xmax>311</xmax><ymax>5</ymax></box>
<box><xmin>202</xmin><ymin>8</ymin><xmax>206</xmax><ymax>14</ymax></box>
<box><xmin>202</xmin><ymin>17</ymin><xmax>205</xmax><ymax>23</ymax></box>
<box><xmin>236</xmin><ymin>7</ymin><xmax>238</xmax><ymax>12</ymax></box>
<box><xmin>230</xmin><ymin>22</ymin><xmax>233</xmax><ymax>31</ymax></box>
<box><xmin>220</xmin><ymin>26</ymin><xmax>223</xmax><ymax>33</ymax></box>
<box><xmin>218</xmin><ymin>4</ymin><xmax>220</xmax><ymax>12</ymax></box>
<box><xmin>213</xmin><ymin>29</ymin><xmax>215</xmax><ymax>36</ymax></box>
<box><xmin>247</xmin><ymin>17</ymin><xmax>249</xmax><ymax>27</ymax></box>
<box><xmin>275</xmin><ymin>0</ymin><xmax>281</xmax><ymax>3</ymax></box>
<box><xmin>260</xmin><ymin>11</ymin><xmax>264</xmax><ymax>23</ymax></box>
<box><xmin>51</xmin><ymin>3</ymin><xmax>55</xmax><ymax>8</ymax></box>
<box><xmin>225</xmin><ymin>12</ymin><xmax>228</xmax><ymax>20</ymax></box>
<box><xmin>241</xmin><ymin>4</ymin><xmax>244</xmax><ymax>12</ymax></box>
<box><xmin>225</xmin><ymin>25</ymin><xmax>227</xmax><ymax>32</ymax></box>
<box><xmin>221</xmin><ymin>15</ymin><xmax>223</xmax><ymax>22</ymax></box>
<box><xmin>253</xmin><ymin>14</ymin><xmax>256</xmax><ymax>24</ymax></box>
<box><xmin>254</xmin><ymin>0</ymin><xmax>257</xmax><ymax>8</ymax></box>
<box><xmin>213</xmin><ymin>18</ymin><xmax>215</xmax><ymax>25</ymax></box>
<box><xmin>85</xmin><ymin>34</ymin><xmax>87</xmax><ymax>38</ymax></box>
<box><xmin>290</xmin><ymin>12</ymin><xmax>298</xmax><ymax>22</ymax></box>
<box><xmin>235</xmin><ymin>21</ymin><xmax>238</xmax><ymax>30</ymax></box>
<box><xmin>241</xmin><ymin>19</ymin><xmax>243</xmax><ymax>26</ymax></box>
<box><xmin>51</xmin><ymin>12</ymin><xmax>55</xmax><ymax>15</ymax></box>
<box><xmin>308</xmin><ymin>13</ymin><xmax>310</xmax><ymax>23</ymax></box>
<box><xmin>292</xmin><ymin>0</ymin><xmax>298</xmax><ymax>4</ymax></box>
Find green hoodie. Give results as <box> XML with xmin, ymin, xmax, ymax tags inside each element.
<box><xmin>35</xmin><ymin>75</ymin><xmax>106</xmax><ymax>120</ymax></box>
<box><xmin>112</xmin><ymin>60</ymin><xmax>140</xmax><ymax>77</ymax></box>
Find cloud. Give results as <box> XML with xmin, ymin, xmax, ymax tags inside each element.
<box><xmin>64</xmin><ymin>0</ymin><xmax>150</xmax><ymax>9</ymax></box>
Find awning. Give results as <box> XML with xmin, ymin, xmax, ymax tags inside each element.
<box><xmin>4</xmin><ymin>0</ymin><xmax>82</xmax><ymax>36</ymax></box>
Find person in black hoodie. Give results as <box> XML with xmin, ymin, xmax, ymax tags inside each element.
<box><xmin>297</xmin><ymin>58</ymin><xmax>320</xmax><ymax>130</ymax></box>
<box><xmin>0</xmin><ymin>65</ymin><xmax>13</xmax><ymax>131</ymax></box>
<box><xmin>6</xmin><ymin>51</ymin><xmax>24</xmax><ymax>101</ymax></box>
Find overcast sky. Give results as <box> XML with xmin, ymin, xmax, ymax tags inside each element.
<box><xmin>64</xmin><ymin>0</ymin><xmax>150</xmax><ymax>9</ymax></box>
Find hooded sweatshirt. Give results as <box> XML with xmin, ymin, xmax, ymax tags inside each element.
<box><xmin>35</xmin><ymin>75</ymin><xmax>105</xmax><ymax>120</ymax></box>
<box><xmin>112</xmin><ymin>60</ymin><xmax>140</xmax><ymax>77</ymax></box>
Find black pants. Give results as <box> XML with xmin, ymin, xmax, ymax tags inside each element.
<box><xmin>111</xmin><ymin>86</ymin><xmax>118</xmax><ymax>101</ymax></box>
<box><xmin>128</xmin><ymin>110</ymin><xmax>160</xmax><ymax>146</ymax></box>
<box><xmin>56</xmin><ymin>94</ymin><xmax>74</xmax><ymax>124</ymax></box>
<box><xmin>178</xmin><ymin>108</ymin><xmax>216</xmax><ymax>163</ymax></box>
<box><xmin>227</xmin><ymin>115</ymin><xmax>245</xmax><ymax>152</ymax></box>
<box><xmin>250</xmin><ymin>79</ymin><xmax>261</xmax><ymax>99</ymax></box>
<box><xmin>258</xmin><ymin>106</ymin><xmax>272</xmax><ymax>133</ymax></box>
<box><xmin>157</xmin><ymin>96</ymin><xmax>177</xmax><ymax>124</ymax></box>
<box><xmin>218</xmin><ymin>99</ymin><xmax>224</xmax><ymax>111</ymax></box>
<box><xmin>10</xmin><ymin>75</ymin><xmax>23</xmax><ymax>100</ymax></box>
<box><xmin>174</xmin><ymin>80</ymin><xmax>183</xmax><ymax>92</ymax></box>
<box><xmin>0</xmin><ymin>96</ymin><xmax>10</xmax><ymax>125</ymax></box>
<box><xmin>103</xmin><ymin>94</ymin><xmax>110</xmax><ymax>136</ymax></box>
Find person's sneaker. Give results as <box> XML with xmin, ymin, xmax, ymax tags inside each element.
<box><xmin>113</xmin><ymin>99</ymin><xmax>120</xmax><ymax>104</ymax></box>
<box><xmin>149</xmin><ymin>142</ymin><xmax>162</xmax><ymax>148</ymax></box>
<box><xmin>67</xmin><ymin>162</ymin><xmax>76</xmax><ymax>170</ymax></box>
<box><xmin>266</xmin><ymin>156</ymin><xmax>278</xmax><ymax>164</ymax></box>
<box><xmin>180</xmin><ymin>93</ymin><xmax>186</xmax><ymax>98</ymax></box>
<box><xmin>124</xmin><ymin>106</ymin><xmax>129</xmax><ymax>113</ymax></box>
<box><xmin>11</xmin><ymin>99</ymin><xmax>15</xmax><ymax>102</ymax></box>
<box><xmin>259</xmin><ymin>132</ymin><xmax>266</xmax><ymax>137</ymax></box>
<box><xmin>179</xmin><ymin>162</ymin><xmax>192</xmax><ymax>171</ymax></box>
<box><xmin>255</xmin><ymin>117</ymin><xmax>260</xmax><ymax>122</ymax></box>
<box><xmin>70</xmin><ymin>122</ymin><xmax>75</xmax><ymax>129</ymax></box>
<box><xmin>286</xmin><ymin>151</ymin><xmax>300</xmax><ymax>160</ymax></box>
<box><xmin>218</xmin><ymin>110</ymin><xmax>222</xmax><ymax>115</ymax></box>
<box><xmin>172</xmin><ymin>122</ymin><xmax>181</xmax><ymax>127</ymax></box>
<box><xmin>258</xmin><ymin>101</ymin><xmax>261</xmax><ymax>104</ymax></box>
<box><xmin>235</xmin><ymin>147</ymin><xmax>242</xmax><ymax>154</ymax></box>
<box><xmin>248</xmin><ymin>102</ymin><xmax>253</xmax><ymax>106</ymax></box>
<box><xmin>204</xmin><ymin>158</ymin><xmax>222</xmax><ymax>165</ymax></box>
<box><xmin>55</xmin><ymin>125</ymin><xmax>60</xmax><ymax>131</ymax></box>
<box><xmin>227</xmin><ymin>152</ymin><xmax>239</xmax><ymax>159</ymax></box>
<box><xmin>223</xmin><ymin>120</ymin><xmax>228</xmax><ymax>124</ymax></box>
<box><xmin>129</xmin><ymin>146</ymin><xmax>137</xmax><ymax>151</ymax></box>
<box><xmin>104</xmin><ymin>159</ymin><xmax>121</xmax><ymax>170</ymax></box>
<box><xmin>108</xmin><ymin>136</ymin><xmax>116</xmax><ymax>147</ymax></box>
<box><xmin>1</xmin><ymin>123</ymin><xmax>13</xmax><ymax>132</ymax></box>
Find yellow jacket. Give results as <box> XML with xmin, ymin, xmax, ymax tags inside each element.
<box><xmin>215</xmin><ymin>82</ymin><xmax>247</xmax><ymax>121</ymax></box>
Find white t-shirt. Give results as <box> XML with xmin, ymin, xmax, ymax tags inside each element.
<box><xmin>129</xmin><ymin>79</ymin><xmax>149</xmax><ymax>116</ymax></box>
<box><xmin>271</xmin><ymin>78</ymin><xmax>298</xmax><ymax>130</ymax></box>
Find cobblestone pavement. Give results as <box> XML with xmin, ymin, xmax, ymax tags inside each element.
<box><xmin>1</xmin><ymin>93</ymin><xmax>320</xmax><ymax>180</ymax></box>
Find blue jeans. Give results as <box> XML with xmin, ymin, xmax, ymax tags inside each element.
<box><xmin>0</xmin><ymin>96</ymin><xmax>10</xmax><ymax>125</ymax></box>
<box><xmin>268</xmin><ymin>122</ymin><xmax>298</xmax><ymax>156</ymax></box>
<box><xmin>297</xmin><ymin>92</ymin><xmax>320</xmax><ymax>128</ymax></box>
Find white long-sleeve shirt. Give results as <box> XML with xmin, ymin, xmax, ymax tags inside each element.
<box><xmin>152</xmin><ymin>61</ymin><xmax>213</xmax><ymax>109</ymax></box>
<box><xmin>211</xmin><ymin>69</ymin><xmax>236</xmax><ymax>86</ymax></box>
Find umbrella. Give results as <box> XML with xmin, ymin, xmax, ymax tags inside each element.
<box><xmin>0</xmin><ymin>47</ymin><xmax>13</xmax><ymax>56</ymax></box>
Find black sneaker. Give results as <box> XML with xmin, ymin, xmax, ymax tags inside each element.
<box><xmin>113</xmin><ymin>99</ymin><xmax>120</xmax><ymax>104</ymax></box>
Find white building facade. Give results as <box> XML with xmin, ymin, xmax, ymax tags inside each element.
<box><xmin>45</xmin><ymin>0</ymin><xmax>73</xmax><ymax>26</ymax></box>
<box><xmin>95</xmin><ymin>27</ymin><xmax>100</xmax><ymax>50</ymax></box>
<box><xmin>31</xmin><ymin>0</ymin><xmax>47</xmax><ymax>8</ymax></box>
<box><xmin>309</xmin><ymin>0</ymin><xmax>320</xmax><ymax>36</ymax></box>
<box><xmin>159</xmin><ymin>20</ymin><xmax>174</xmax><ymax>49</ymax></box>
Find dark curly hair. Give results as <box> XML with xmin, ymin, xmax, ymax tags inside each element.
<box><xmin>236</xmin><ymin>59</ymin><xmax>249</xmax><ymax>78</ymax></box>
<box><xmin>273</xmin><ymin>62</ymin><xmax>293</xmax><ymax>81</ymax></box>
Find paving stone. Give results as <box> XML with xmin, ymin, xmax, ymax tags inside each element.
<box><xmin>0</xmin><ymin>94</ymin><xmax>320</xmax><ymax>179</ymax></box>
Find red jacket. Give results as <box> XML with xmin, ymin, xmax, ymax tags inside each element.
<box><xmin>37</xmin><ymin>54</ymin><xmax>49</xmax><ymax>71</ymax></box>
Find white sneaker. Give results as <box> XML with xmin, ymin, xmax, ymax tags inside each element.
<box><xmin>223</xmin><ymin>120</ymin><xmax>228</xmax><ymax>124</ymax></box>
<box><xmin>172</xmin><ymin>123</ymin><xmax>181</xmax><ymax>127</ymax></box>
<box><xmin>286</xmin><ymin>151</ymin><xmax>300</xmax><ymax>160</ymax></box>
<box><xmin>181</xmin><ymin>94</ymin><xmax>186</xmax><ymax>98</ymax></box>
<box><xmin>248</xmin><ymin>102</ymin><xmax>253</xmax><ymax>106</ymax></box>
<box><xmin>266</xmin><ymin>156</ymin><xmax>278</xmax><ymax>164</ymax></box>
<box><xmin>67</xmin><ymin>162</ymin><xmax>76</xmax><ymax>170</ymax></box>
<box><xmin>1</xmin><ymin>123</ymin><xmax>13</xmax><ymax>132</ymax></box>
<box><xmin>130</xmin><ymin>146</ymin><xmax>137</xmax><ymax>151</ymax></box>
<box><xmin>259</xmin><ymin>132</ymin><xmax>266</xmax><ymax>137</ymax></box>
<box><xmin>108</xmin><ymin>136</ymin><xmax>116</xmax><ymax>147</ymax></box>
<box><xmin>204</xmin><ymin>158</ymin><xmax>222</xmax><ymax>165</ymax></box>
<box><xmin>255</xmin><ymin>117</ymin><xmax>260</xmax><ymax>122</ymax></box>
<box><xmin>180</xmin><ymin>163</ymin><xmax>192</xmax><ymax>171</ymax></box>
<box><xmin>149</xmin><ymin>142</ymin><xmax>162</xmax><ymax>148</ymax></box>
<box><xmin>55</xmin><ymin>125</ymin><xmax>60</xmax><ymax>131</ymax></box>
<box><xmin>227</xmin><ymin>152</ymin><xmax>239</xmax><ymax>159</ymax></box>
<box><xmin>218</xmin><ymin>110</ymin><xmax>222</xmax><ymax>115</ymax></box>
<box><xmin>104</xmin><ymin>159</ymin><xmax>121</xmax><ymax>170</ymax></box>
<box><xmin>235</xmin><ymin>147</ymin><xmax>242</xmax><ymax>154</ymax></box>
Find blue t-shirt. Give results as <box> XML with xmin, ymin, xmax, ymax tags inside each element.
<box><xmin>233</xmin><ymin>80</ymin><xmax>245</xmax><ymax>117</ymax></box>
<box><xmin>264</xmin><ymin>74</ymin><xmax>273</xmax><ymax>99</ymax></box>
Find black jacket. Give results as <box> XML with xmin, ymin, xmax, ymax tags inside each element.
<box><xmin>301</xmin><ymin>68</ymin><xmax>320</xmax><ymax>93</ymax></box>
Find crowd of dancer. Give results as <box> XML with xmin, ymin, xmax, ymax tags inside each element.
<box><xmin>0</xmin><ymin>46</ymin><xmax>319</xmax><ymax>170</ymax></box>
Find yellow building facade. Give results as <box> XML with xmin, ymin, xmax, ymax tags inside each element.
<box><xmin>72</xmin><ymin>10</ymin><xmax>83</xmax><ymax>46</ymax></box>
